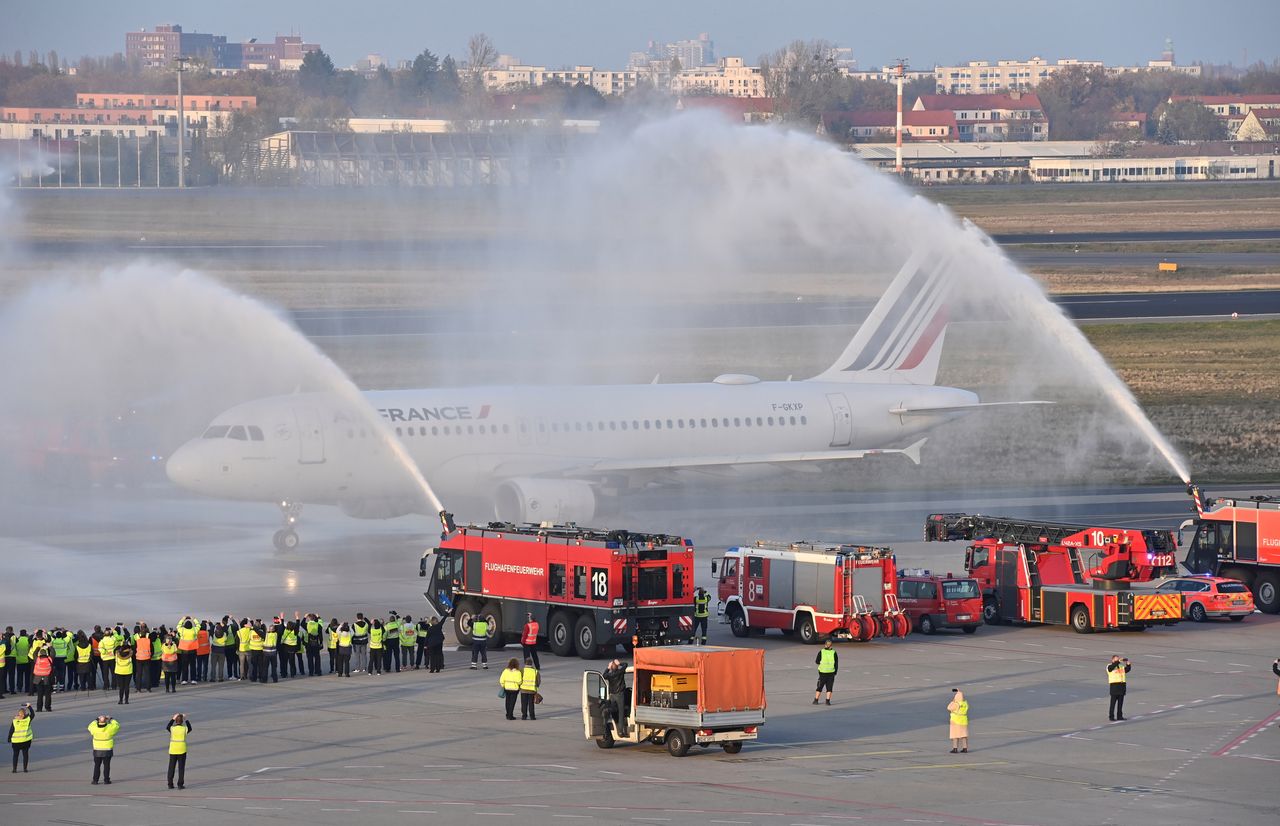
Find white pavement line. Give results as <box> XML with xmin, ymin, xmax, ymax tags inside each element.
<box><xmin>476</xmin><ymin>813</ymin><xmax>515</xmax><ymax>816</ymax></box>
<box><xmin>1229</xmin><ymin>663</ymin><xmax>1251</xmax><ymax>668</ymax></box>
<box><xmin>1186</xmin><ymin>658</ymin><xmax>1207</xmax><ymax>663</ymax></box>
<box><xmin>400</xmin><ymin>811</ymin><xmax>438</xmax><ymax>814</ymax></box>
<box><xmin>554</xmin><ymin>816</ymin><xmax>592</xmax><ymax>819</ymax></box>
<box><xmin>710</xmin><ymin>821</ymin><xmax>751</xmax><ymax>824</ymax></box>
<box><xmin>438</xmin><ymin>801</ymin><xmax>475</xmax><ymax>805</ymax></box>
<box><xmin>1235</xmin><ymin>754</ymin><xmax>1280</xmax><ymax>763</ymax></box>
<box><xmin>1147</xmin><ymin>654</ymin><xmax>1166</xmax><ymax>658</ymax></box>
<box><xmin>90</xmin><ymin>803</ymin><xmax>129</xmax><ymax>807</ymax></box>
<box><xmin>512</xmin><ymin>804</ymin><xmax>552</xmax><ymax>808</ymax></box>
<box><xmin>322</xmin><ymin>808</ymin><xmax>360</xmax><ymax>812</ymax></box>
<box><xmin>234</xmin><ymin>775</ymin><xmax>251</xmax><ymax>780</ymax></box>
<box><xmin>13</xmin><ymin>802</ymin><xmax>53</xmax><ymax>806</ymax></box>
<box><xmin>345</xmin><ymin>765</ymin><xmax>385</xmax><ymax>768</ymax></box>
<box><xmin>599</xmin><ymin>770</ymin><xmax>624</xmax><ymax>775</ymax></box>
<box><xmin>206</xmin><ymin>797</ymin><xmax>245</xmax><ymax>800</ymax></box>
<box><xmin>641</xmin><ymin>776</ymin><xmax>667</xmax><ymax>781</ymax></box>
<box><xmin>633</xmin><ymin>819</ymin><xmax>672</xmax><ymax>822</ymax></box>
<box><xmin>244</xmin><ymin>806</ymin><xmax>284</xmax><ymax>810</ymax></box>
<box><xmin>525</xmin><ymin>764</ymin><xmax>577</xmax><ymax>769</ymax></box>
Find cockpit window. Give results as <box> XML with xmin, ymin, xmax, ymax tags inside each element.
<box><xmin>202</xmin><ymin>425</ymin><xmax>230</xmax><ymax>439</ymax></box>
<box><xmin>247</xmin><ymin>426</ymin><xmax>264</xmax><ymax>441</ymax></box>
<box><xmin>227</xmin><ymin>425</ymin><xmax>248</xmax><ymax>441</ymax></box>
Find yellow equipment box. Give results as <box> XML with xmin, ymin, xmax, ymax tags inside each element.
<box><xmin>1158</xmin><ymin>261</ymin><xmax>1178</xmax><ymax>272</ymax></box>
<box><xmin>651</xmin><ymin>673</ymin><xmax>699</xmax><ymax>692</ymax></box>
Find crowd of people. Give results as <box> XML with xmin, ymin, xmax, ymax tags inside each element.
<box><xmin>0</xmin><ymin>609</ymin><xmax>451</xmax><ymax>707</ymax></box>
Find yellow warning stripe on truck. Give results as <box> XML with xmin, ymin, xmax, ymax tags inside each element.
<box><xmin>1132</xmin><ymin>593</ymin><xmax>1181</xmax><ymax>621</ymax></box>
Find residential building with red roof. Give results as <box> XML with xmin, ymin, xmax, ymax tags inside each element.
<box><xmin>820</xmin><ymin>110</ymin><xmax>958</xmax><ymax>142</ymax></box>
<box><xmin>912</xmin><ymin>92</ymin><xmax>1048</xmax><ymax>141</ymax></box>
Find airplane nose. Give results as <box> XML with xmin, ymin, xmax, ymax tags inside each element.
<box><xmin>165</xmin><ymin>442</ymin><xmax>203</xmax><ymax>489</ymax></box>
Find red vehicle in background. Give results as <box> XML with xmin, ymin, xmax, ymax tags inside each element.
<box><xmin>1182</xmin><ymin>484</ymin><xmax>1280</xmax><ymax>614</ymax></box>
<box><xmin>713</xmin><ymin>541</ymin><xmax>909</xmax><ymax>643</ymax></box>
<box><xmin>1153</xmin><ymin>575</ymin><xmax>1254</xmax><ymax>622</ymax></box>
<box><xmin>895</xmin><ymin>570</ymin><xmax>983</xmax><ymax>635</ymax></box>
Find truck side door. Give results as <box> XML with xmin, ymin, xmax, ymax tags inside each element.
<box><xmin>582</xmin><ymin>671</ymin><xmax>606</xmax><ymax>739</ymax></box>
<box><xmin>746</xmin><ymin>556</ymin><xmax>768</xmax><ymax>609</ymax></box>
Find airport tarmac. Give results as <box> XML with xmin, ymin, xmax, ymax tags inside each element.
<box><xmin>1</xmin><ymin>483</ymin><xmax>1278</xmax><ymax>824</ymax></box>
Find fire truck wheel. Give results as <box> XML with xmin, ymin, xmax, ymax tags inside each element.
<box><xmin>982</xmin><ymin>598</ymin><xmax>1003</xmax><ymax>625</ymax></box>
<box><xmin>863</xmin><ymin>615</ymin><xmax>880</xmax><ymax>639</ymax></box>
<box><xmin>918</xmin><ymin>615</ymin><xmax>937</xmax><ymax>635</ymax></box>
<box><xmin>575</xmin><ymin>615</ymin><xmax>602</xmax><ymax>660</ymax></box>
<box><xmin>894</xmin><ymin>614</ymin><xmax>911</xmax><ymax>637</ymax></box>
<box><xmin>1188</xmin><ymin>602</ymin><xmax>1208</xmax><ymax>623</ymax></box>
<box><xmin>548</xmin><ymin>612</ymin><xmax>575</xmax><ymax>657</ymax></box>
<box><xmin>479</xmin><ymin>604</ymin><xmax>505</xmax><ymax>649</ymax></box>
<box><xmin>1070</xmin><ymin>605</ymin><xmax>1093</xmax><ymax>634</ymax></box>
<box><xmin>666</xmin><ymin>729</ymin><xmax>691</xmax><ymax>757</ymax></box>
<box><xmin>797</xmin><ymin>615</ymin><xmax>819</xmax><ymax>644</ymax></box>
<box><xmin>729</xmin><ymin>608</ymin><xmax>749</xmax><ymax>638</ymax></box>
<box><xmin>1255</xmin><ymin>573</ymin><xmax>1280</xmax><ymax>614</ymax></box>
<box><xmin>721</xmin><ymin>741</ymin><xmax>743</xmax><ymax>754</ymax></box>
<box><xmin>454</xmin><ymin>599</ymin><xmax>481</xmax><ymax>646</ymax></box>
<box><xmin>878</xmin><ymin>615</ymin><xmax>896</xmax><ymax>638</ymax></box>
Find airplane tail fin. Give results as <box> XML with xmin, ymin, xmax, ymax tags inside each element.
<box><xmin>813</xmin><ymin>251</ymin><xmax>951</xmax><ymax>386</ymax></box>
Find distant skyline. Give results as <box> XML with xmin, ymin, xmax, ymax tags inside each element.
<box><xmin>6</xmin><ymin>0</ymin><xmax>1278</xmax><ymax>71</ymax></box>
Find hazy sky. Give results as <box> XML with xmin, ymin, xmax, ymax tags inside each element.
<box><xmin>6</xmin><ymin>0</ymin><xmax>1278</xmax><ymax>71</ymax></box>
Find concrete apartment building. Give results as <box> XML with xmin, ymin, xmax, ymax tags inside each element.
<box><xmin>935</xmin><ymin>52</ymin><xmax>1200</xmax><ymax>94</ymax></box>
<box><xmin>483</xmin><ymin>64</ymin><xmax>642</xmax><ymax>96</ymax></box>
<box><xmin>670</xmin><ymin>57</ymin><xmax>765</xmax><ymax>98</ymax></box>
<box><xmin>126</xmin><ymin>25</ymin><xmax>319</xmax><ymax>71</ymax></box>
<box><xmin>0</xmin><ymin>93</ymin><xmax>256</xmax><ymax>140</ymax></box>
<box><xmin>913</xmin><ymin>93</ymin><xmax>1048</xmax><ymax>141</ymax></box>
<box><xmin>485</xmin><ymin>56</ymin><xmax>762</xmax><ymax>98</ymax></box>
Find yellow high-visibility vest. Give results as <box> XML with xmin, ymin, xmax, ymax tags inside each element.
<box><xmin>520</xmin><ymin>666</ymin><xmax>539</xmax><ymax>692</ymax></box>
<box><xmin>169</xmin><ymin>723</ymin><xmax>189</xmax><ymax>755</ymax></box>
<box><xmin>88</xmin><ymin>720</ymin><xmax>120</xmax><ymax>750</ymax></box>
<box><xmin>500</xmin><ymin>668</ymin><xmax>522</xmax><ymax>691</ymax></box>
<box><xmin>10</xmin><ymin>717</ymin><xmax>32</xmax><ymax>744</ymax></box>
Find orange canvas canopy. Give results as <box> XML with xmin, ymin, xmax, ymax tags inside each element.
<box><xmin>634</xmin><ymin>645</ymin><xmax>766</xmax><ymax>713</ymax></box>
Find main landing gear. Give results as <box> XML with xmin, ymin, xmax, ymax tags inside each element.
<box><xmin>272</xmin><ymin>501</ymin><xmax>302</xmax><ymax>552</ymax></box>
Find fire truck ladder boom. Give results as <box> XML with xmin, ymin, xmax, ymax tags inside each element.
<box><xmin>928</xmin><ymin>513</ymin><xmax>1100</xmax><ymax>545</ymax></box>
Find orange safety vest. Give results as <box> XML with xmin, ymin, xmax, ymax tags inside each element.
<box><xmin>522</xmin><ymin>621</ymin><xmax>539</xmax><ymax>646</ymax></box>
<box><xmin>196</xmin><ymin>629</ymin><xmax>210</xmax><ymax>656</ymax></box>
<box><xmin>134</xmin><ymin>636</ymin><xmax>152</xmax><ymax>661</ymax></box>
<box><xmin>32</xmin><ymin>655</ymin><xmax>53</xmax><ymax>678</ymax></box>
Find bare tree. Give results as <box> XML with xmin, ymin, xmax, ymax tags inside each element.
<box><xmin>467</xmin><ymin>33</ymin><xmax>497</xmax><ymax>70</ymax></box>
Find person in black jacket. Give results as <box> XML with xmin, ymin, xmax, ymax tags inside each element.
<box><xmin>1107</xmin><ymin>655</ymin><xmax>1132</xmax><ymax>721</ymax></box>
<box><xmin>425</xmin><ymin>618</ymin><xmax>445</xmax><ymax>673</ymax></box>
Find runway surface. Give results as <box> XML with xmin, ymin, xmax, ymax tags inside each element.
<box><xmin>0</xmin><ymin>481</ymin><xmax>1278</xmax><ymax>825</ymax></box>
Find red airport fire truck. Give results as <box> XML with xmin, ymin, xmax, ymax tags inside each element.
<box><xmin>712</xmin><ymin>541</ymin><xmax>909</xmax><ymax>644</ymax></box>
<box><xmin>1182</xmin><ymin>484</ymin><xmax>1280</xmax><ymax>613</ymax></box>
<box><xmin>420</xmin><ymin>522</ymin><xmax>696</xmax><ymax>659</ymax></box>
<box><xmin>925</xmin><ymin>513</ymin><xmax>1183</xmax><ymax>633</ymax></box>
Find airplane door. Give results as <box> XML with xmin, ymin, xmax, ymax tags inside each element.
<box><xmin>826</xmin><ymin>393</ymin><xmax>852</xmax><ymax>447</ymax></box>
<box><xmin>294</xmin><ymin>407</ymin><xmax>326</xmax><ymax>464</ymax></box>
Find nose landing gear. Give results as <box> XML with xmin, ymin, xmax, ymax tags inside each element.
<box><xmin>272</xmin><ymin>501</ymin><xmax>302</xmax><ymax>552</ymax></box>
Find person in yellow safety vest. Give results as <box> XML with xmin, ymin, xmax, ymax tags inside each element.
<box><xmin>519</xmin><ymin>658</ymin><xmax>541</xmax><ymax>721</ymax></box>
<box><xmin>97</xmin><ymin>631</ymin><xmax>117</xmax><ymax>693</ymax></box>
<box><xmin>88</xmin><ymin>714</ymin><xmax>120</xmax><ymax>785</ymax></box>
<box><xmin>326</xmin><ymin>619</ymin><xmax>340</xmax><ymax>674</ymax></box>
<box><xmin>336</xmin><ymin>623</ymin><xmax>353</xmax><ymax>677</ymax></box>
<box><xmin>260</xmin><ymin>625</ymin><xmax>279</xmax><ymax>684</ymax></box>
<box><xmin>176</xmin><ymin>619</ymin><xmax>199</xmax><ymax>685</ymax></box>
<box><xmin>351</xmin><ymin>614</ymin><xmax>370</xmax><ymax>674</ymax></box>
<box><xmin>947</xmin><ymin>689</ymin><xmax>969</xmax><ymax>753</ymax></box>
<box><xmin>399</xmin><ymin>617</ymin><xmax>417</xmax><ymax>668</ymax></box>
<box><xmin>281</xmin><ymin>623</ymin><xmax>299</xmax><ymax>679</ymax></box>
<box><xmin>0</xmin><ymin>635</ymin><xmax>7</xmax><ymax>700</ymax></box>
<box><xmin>9</xmin><ymin>703</ymin><xmax>34</xmax><ymax>773</ymax></box>
<box><xmin>166</xmin><ymin>713</ymin><xmax>192</xmax><ymax>789</ymax></box>
<box><xmin>499</xmin><ymin>658</ymin><xmax>523</xmax><ymax>720</ymax></box>
<box><xmin>113</xmin><ymin>643</ymin><xmax>134</xmax><ymax>705</ymax></box>
<box><xmin>368</xmin><ymin>620</ymin><xmax>384</xmax><ymax>675</ymax></box>
<box><xmin>1107</xmin><ymin>655</ymin><xmax>1132</xmax><ymax>722</ymax></box>
<box><xmin>521</xmin><ymin>613</ymin><xmax>541</xmax><ymax>670</ymax></box>
<box><xmin>208</xmin><ymin>623</ymin><xmax>227</xmax><ymax>683</ymax></box>
<box><xmin>74</xmin><ymin>634</ymin><xmax>93</xmax><ymax>695</ymax></box>
<box><xmin>470</xmin><ymin>617</ymin><xmax>490</xmax><ymax>669</ymax></box>
<box><xmin>235</xmin><ymin>620</ymin><xmax>251</xmax><ymax>682</ymax></box>
<box><xmin>813</xmin><ymin>639</ymin><xmax>837</xmax><ymax>706</ymax></box>
<box><xmin>384</xmin><ymin>612</ymin><xmax>402</xmax><ymax>674</ymax></box>
<box><xmin>304</xmin><ymin>615</ymin><xmax>323</xmax><ymax>676</ymax></box>
<box><xmin>693</xmin><ymin>587</ymin><xmax>711</xmax><ymax>645</ymax></box>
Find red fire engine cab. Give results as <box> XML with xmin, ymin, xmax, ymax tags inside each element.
<box><xmin>925</xmin><ymin>513</ymin><xmax>1182</xmax><ymax>633</ymax></box>
<box><xmin>420</xmin><ymin>522</ymin><xmax>696</xmax><ymax>660</ymax></box>
<box><xmin>712</xmin><ymin>541</ymin><xmax>909</xmax><ymax>644</ymax></box>
<box><xmin>1182</xmin><ymin>484</ymin><xmax>1280</xmax><ymax>614</ymax></box>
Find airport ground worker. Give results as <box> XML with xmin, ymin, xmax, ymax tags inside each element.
<box><xmin>87</xmin><ymin>714</ymin><xmax>119</xmax><ymax>785</ymax></box>
<box><xmin>1272</xmin><ymin>658</ymin><xmax>1279</xmax><ymax>697</ymax></box>
<box><xmin>521</xmin><ymin>614</ymin><xmax>541</xmax><ymax>669</ymax></box>
<box><xmin>166</xmin><ymin>713</ymin><xmax>191</xmax><ymax>789</ymax></box>
<box><xmin>520</xmin><ymin>658</ymin><xmax>541</xmax><ymax>720</ymax></box>
<box><xmin>209</xmin><ymin>623</ymin><xmax>227</xmax><ymax>683</ymax></box>
<box><xmin>603</xmin><ymin>659</ymin><xmax>630</xmax><ymax>733</ymax></box>
<box><xmin>161</xmin><ymin>637</ymin><xmax>180</xmax><ymax>693</ymax></box>
<box><xmin>384</xmin><ymin>612</ymin><xmax>402</xmax><ymax>673</ymax></box>
<box><xmin>304</xmin><ymin>614</ymin><xmax>323</xmax><ymax>676</ymax></box>
<box><xmin>399</xmin><ymin>616</ymin><xmax>417</xmax><ymax>667</ymax></box>
<box><xmin>471</xmin><ymin>616</ymin><xmax>489</xmax><ymax>669</ymax></box>
<box><xmin>813</xmin><ymin>640</ymin><xmax>837</xmax><ymax>705</ymax></box>
<box><xmin>114</xmin><ymin>644</ymin><xmax>134</xmax><ymax>705</ymax></box>
<box><xmin>195</xmin><ymin>623</ymin><xmax>211</xmax><ymax>682</ymax></box>
<box><xmin>948</xmin><ymin>689</ymin><xmax>969</xmax><ymax>753</ymax></box>
<box><xmin>236</xmin><ymin>619</ymin><xmax>252</xmax><ymax>681</ymax></box>
<box><xmin>336</xmin><ymin>623</ymin><xmax>353</xmax><ymax>677</ymax></box>
<box><xmin>415</xmin><ymin>616</ymin><xmax>431</xmax><ymax>669</ymax></box>
<box><xmin>351</xmin><ymin>614</ymin><xmax>370</xmax><ymax>674</ymax></box>
<box><xmin>74</xmin><ymin>633</ymin><xmax>92</xmax><ymax>694</ymax></box>
<box><xmin>50</xmin><ymin>629</ymin><xmax>69</xmax><ymax>691</ymax></box>
<box><xmin>176</xmin><ymin>619</ymin><xmax>198</xmax><ymax>684</ymax></box>
<box><xmin>1108</xmin><ymin>655</ymin><xmax>1132</xmax><ymax>721</ymax></box>
<box><xmin>133</xmin><ymin>631</ymin><xmax>153</xmax><ymax>693</ymax></box>
<box><xmin>499</xmin><ymin>659</ymin><xmax>522</xmax><ymax>720</ymax></box>
<box><xmin>0</xmin><ymin>634</ymin><xmax>8</xmax><ymax>699</ymax></box>
<box><xmin>693</xmin><ymin>587</ymin><xmax>710</xmax><ymax>645</ymax></box>
<box><xmin>9</xmin><ymin>704</ymin><xmax>33</xmax><ymax>772</ymax></box>
<box><xmin>368</xmin><ymin>619</ymin><xmax>384</xmax><ymax>675</ymax></box>
<box><xmin>94</xmin><ymin>630</ymin><xmax>114</xmax><ymax>693</ymax></box>
<box><xmin>425</xmin><ymin>618</ymin><xmax>445</xmax><ymax>673</ymax></box>
<box><xmin>32</xmin><ymin>649</ymin><xmax>55</xmax><ymax>711</ymax></box>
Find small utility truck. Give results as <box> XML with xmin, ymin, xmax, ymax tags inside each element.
<box><xmin>582</xmin><ymin>645</ymin><xmax>766</xmax><ymax>757</ymax></box>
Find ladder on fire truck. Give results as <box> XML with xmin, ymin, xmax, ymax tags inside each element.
<box><xmin>926</xmin><ymin>513</ymin><xmax>1089</xmax><ymax>545</ymax></box>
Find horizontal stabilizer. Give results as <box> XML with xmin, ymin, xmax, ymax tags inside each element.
<box><xmin>889</xmin><ymin>400</ymin><xmax>1054</xmax><ymax>416</ymax></box>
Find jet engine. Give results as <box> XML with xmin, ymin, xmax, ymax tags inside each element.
<box><xmin>494</xmin><ymin>478</ymin><xmax>597</xmax><ymax>525</ymax></box>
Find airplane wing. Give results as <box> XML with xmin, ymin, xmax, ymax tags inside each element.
<box><xmin>566</xmin><ymin>438</ymin><xmax>929</xmax><ymax>473</ymax></box>
<box><xmin>889</xmin><ymin>401</ymin><xmax>1053</xmax><ymax>416</ymax></box>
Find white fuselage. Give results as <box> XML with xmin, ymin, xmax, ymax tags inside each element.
<box><xmin>166</xmin><ymin>378</ymin><xmax>975</xmax><ymax>518</ymax></box>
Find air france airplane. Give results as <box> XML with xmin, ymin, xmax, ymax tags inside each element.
<box><xmin>166</xmin><ymin>253</ymin><xmax>1030</xmax><ymax>550</ymax></box>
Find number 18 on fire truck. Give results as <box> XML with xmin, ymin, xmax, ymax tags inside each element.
<box><xmin>420</xmin><ymin>521</ymin><xmax>697</xmax><ymax>660</ymax></box>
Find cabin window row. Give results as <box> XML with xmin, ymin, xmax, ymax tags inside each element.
<box><xmin>390</xmin><ymin>415</ymin><xmax>810</xmax><ymax>439</ymax></box>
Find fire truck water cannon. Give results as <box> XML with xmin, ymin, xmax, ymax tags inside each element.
<box><xmin>419</xmin><ymin>521</ymin><xmax>698</xmax><ymax>659</ymax></box>
<box><xmin>714</xmin><ymin>540</ymin><xmax>910</xmax><ymax>644</ymax></box>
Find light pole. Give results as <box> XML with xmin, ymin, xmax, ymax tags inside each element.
<box><xmin>175</xmin><ymin>55</ymin><xmax>190</xmax><ymax>187</ymax></box>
